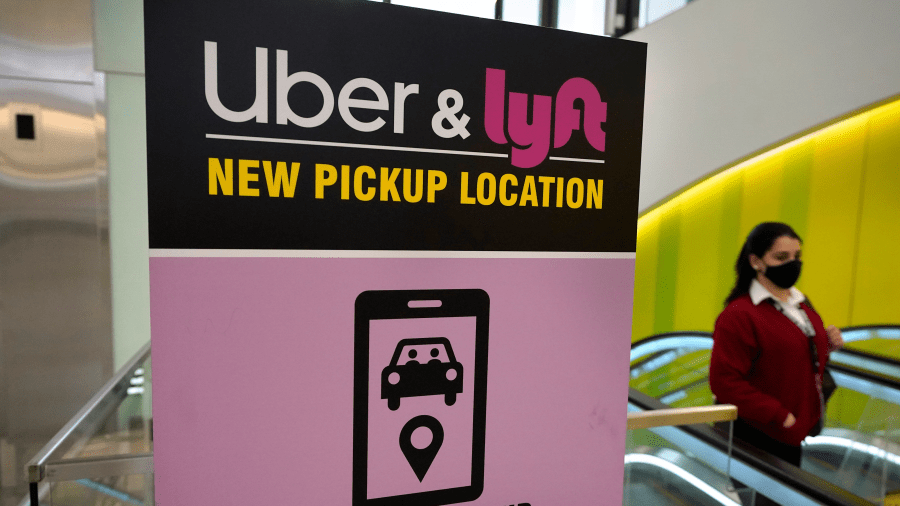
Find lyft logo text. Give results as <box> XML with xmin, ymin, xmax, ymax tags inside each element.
<box><xmin>484</xmin><ymin>68</ymin><xmax>607</xmax><ymax>168</ymax></box>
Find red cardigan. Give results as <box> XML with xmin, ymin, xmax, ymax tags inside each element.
<box><xmin>709</xmin><ymin>294</ymin><xmax>830</xmax><ymax>446</ymax></box>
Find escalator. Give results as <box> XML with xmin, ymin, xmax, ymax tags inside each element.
<box><xmin>625</xmin><ymin>388</ymin><xmax>872</xmax><ymax>506</ymax></box>
<box><xmin>629</xmin><ymin>326</ymin><xmax>900</xmax><ymax>504</ymax></box>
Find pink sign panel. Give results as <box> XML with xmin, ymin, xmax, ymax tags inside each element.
<box><xmin>150</xmin><ymin>257</ymin><xmax>636</xmax><ymax>505</ymax></box>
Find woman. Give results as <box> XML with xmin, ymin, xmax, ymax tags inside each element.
<box><xmin>709</xmin><ymin>222</ymin><xmax>843</xmax><ymax>466</ymax></box>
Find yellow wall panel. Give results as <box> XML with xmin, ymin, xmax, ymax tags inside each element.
<box><xmin>653</xmin><ymin>209</ymin><xmax>681</xmax><ymax>334</ymax></box>
<box><xmin>851</xmin><ymin>103</ymin><xmax>900</xmax><ymax>325</ymax></box>
<box><xmin>713</xmin><ymin>169</ymin><xmax>747</xmax><ymax>312</ymax></box>
<box><xmin>778</xmin><ymin>139</ymin><xmax>814</xmax><ymax>238</ymax></box>
<box><xmin>633</xmin><ymin>214</ymin><xmax>661</xmax><ymax>341</ymax></box>
<box><xmin>673</xmin><ymin>185</ymin><xmax>725</xmax><ymax>332</ymax></box>
<box><xmin>740</xmin><ymin>153</ymin><xmax>785</xmax><ymax>236</ymax></box>
<box><xmin>801</xmin><ymin>116</ymin><xmax>868</xmax><ymax>326</ymax></box>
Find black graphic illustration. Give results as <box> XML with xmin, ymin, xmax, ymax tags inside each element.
<box><xmin>353</xmin><ymin>289</ymin><xmax>489</xmax><ymax>506</ymax></box>
<box><xmin>382</xmin><ymin>337</ymin><xmax>464</xmax><ymax>411</ymax></box>
<box><xmin>399</xmin><ymin>415</ymin><xmax>445</xmax><ymax>482</ymax></box>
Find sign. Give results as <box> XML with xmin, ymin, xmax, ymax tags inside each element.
<box><xmin>144</xmin><ymin>1</ymin><xmax>645</xmax><ymax>505</ymax></box>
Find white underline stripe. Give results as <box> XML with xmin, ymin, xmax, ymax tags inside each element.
<box><xmin>149</xmin><ymin>249</ymin><xmax>636</xmax><ymax>259</ymax></box>
<box><xmin>549</xmin><ymin>156</ymin><xmax>606</xmax><ymax>164</ymax></box>
<box><xmin>206</xmin><ymin>133</ymin><xmax>509</xmax><ymax>158</ymax></box>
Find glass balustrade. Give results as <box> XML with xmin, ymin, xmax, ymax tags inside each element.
<box><xmin>623</xmin><ymin>402</ymin><xmax>751</xmax><ymax>505</ymax></box>
<box><xmin>24</xmin><ymin>343</ymin><xmax>152</xmax><ymax>506</ymax></box>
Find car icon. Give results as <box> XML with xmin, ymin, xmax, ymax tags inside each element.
<box><xmin>381</xmin><ymin>337</ymin><xmax>463</xmax><ymax>411</ymax></box>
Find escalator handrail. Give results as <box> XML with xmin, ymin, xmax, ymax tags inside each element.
<box><xmin>628</xmin><ymin>388</ymin><xmax>873</xmax><ymax>506</ymax></box>
<box><xmin>838</xmin><ymin>324</ymin><xmax>900</xmax><ymax>333</ymax></box>
<box><xmin>834</xmin><ymin>345</ymin><xmax>900</xmax><ymax>369</ymax></box>
<box><xmin>819</xmin><ymin>324</ymin><xmax>900</xmax><ymax>373</ymax></box>
<box><xmin>828</xmin><ymin>360</ymin><xmax>900</xmax><ymax>392</ymax></box>
<box><xmin>633</xmin><ymin>325</ymin><xmax>900</xmax><ymax>346</ymax></box>
<box><xmin>632</xmin><ymin>326</ymin><xmax>900</xmax><ymax>384</ymax></box>
<box><xmin>25</xmin><ymin>341</ymin><xmax>151</xmax><ymax>482</ymax></box>
<box><xmin>632</xmin><ymin>325</ymin><xmax>900</xmax><ymax>353</ymax></box>
<box><xmin>631</xmin><ymin>330</ymin><xmax>714</xmax><ymax>349</ymax></box>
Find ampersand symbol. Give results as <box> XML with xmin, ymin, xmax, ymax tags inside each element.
<box><xmin>431</xmin><ymin>89</ymin><xmax>470</xmax><ymax>139</ymax></box>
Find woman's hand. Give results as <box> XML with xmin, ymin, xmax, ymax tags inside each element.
<box><xmin>827</xmin><ymin>325</ymin><xmax>844</xmax><ymax>351</ymax></box>
<box><xmin>783</xmin><ymin>413</ymin><xmax>797</xmax><ymax>428</ymax></box>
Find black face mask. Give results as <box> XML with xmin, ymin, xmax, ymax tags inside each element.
<box><xmin>763</xmin><ymin>259</ymin><xmax>802</xmax><ymax>289</ymax></box>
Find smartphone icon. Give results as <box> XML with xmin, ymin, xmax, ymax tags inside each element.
<box><xmin>353</xmin><ymin>289</ymin><xmax>490</xmax><ymax>506</ymax></box>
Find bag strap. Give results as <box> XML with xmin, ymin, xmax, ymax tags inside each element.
<box><xmin>765</xmin><ymin>297</ymin><xmax>816</xmax><ymax>338</ymax></box>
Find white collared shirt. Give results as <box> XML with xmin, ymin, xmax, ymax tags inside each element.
<box><xmin>749</xmin><ymin>278</ymin><xmax>813</xmax><ymax>335</ymax></box>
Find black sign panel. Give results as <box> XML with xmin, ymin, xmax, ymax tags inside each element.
<box><xmin>144</xmin><ymin>0</ymin><xmax>645</xmax><ymax>251</ymax></box>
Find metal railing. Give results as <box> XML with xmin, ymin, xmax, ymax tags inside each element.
<box><xmin>627</xmin><ymin>403</ymin><xmax>737</xmax><ymax>430</ymax></box>
<box><xmin>25</xmin><ymin>342</ymin><xmax>152</xmax><ymax>506</ymax></box>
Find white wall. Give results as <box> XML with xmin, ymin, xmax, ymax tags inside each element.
<box><xmin>624</xmin><ymin>0</ymin><xmax>900</xmax><ymax>211</ymax></box>
<box><xmin>105</xmin><ymin>74</ymin><xmax>149</xmax><ymax>369</ymax></box>
<box><xmin>93</xmin><ymin>0</ymin><xmax>148</xmax><ymax>368</ymax></box>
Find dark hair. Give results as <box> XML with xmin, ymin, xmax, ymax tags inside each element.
<box><xmin>724</xmin><ymin>222</ymin><xmax>802</xmax><ymax>305</ymax></box>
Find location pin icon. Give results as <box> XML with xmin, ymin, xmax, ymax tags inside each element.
<box><xmin>399</xmin><ymin>415</ymin><xmax>444</xmax><ymax>482</ymax></box>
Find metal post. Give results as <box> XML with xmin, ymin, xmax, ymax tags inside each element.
<box><xmin>29</xmin><ymin>482</ymin><xmax>39</xmax><ymax>506</ymax></box>
<box><xmin>725</xmin><ymin>419</ymin><xmax>735</xmax><ymax>490</ymax></box>
<box><xmin>539</xmin><ymin>0</ymin><xmax>557</xmax><ymax>28</ymax></box>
